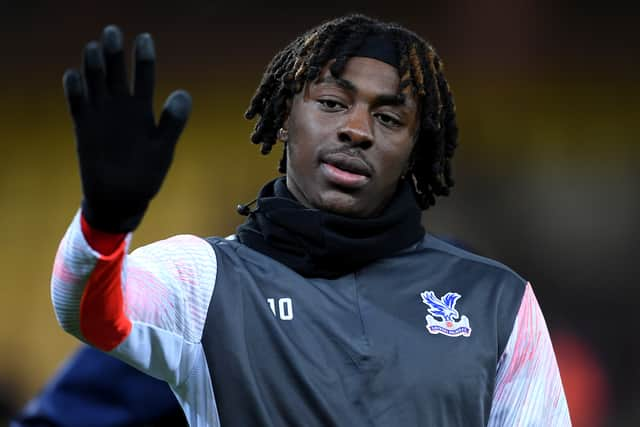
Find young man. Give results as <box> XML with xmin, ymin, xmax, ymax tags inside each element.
<box><xmin>51</xmin><ymin>15</ymin><xmax>570</xmax><ymax>426</ymax></box>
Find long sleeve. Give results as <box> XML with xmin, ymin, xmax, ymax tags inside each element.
<box><xmin>51</xmin><ymin>211</ymin><xmax>220</xmax><ymax>425</ymax></box>
<box><xmin>488</xmin><ymin>283</ymin><xmax>571</xmax><ymax>426</ymax></box>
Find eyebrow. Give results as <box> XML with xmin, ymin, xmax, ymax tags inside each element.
<box><xmin>316</xmin><ymin>75</ymin><xmax>356</xmax><ymax>92</ymax></box>
<box><xmin>315</xmin><ymin>75</ymin><xmax>407</xmax><ymax>108</ymax></box>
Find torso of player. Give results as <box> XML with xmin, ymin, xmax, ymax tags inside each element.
<box><xmin>201</xmin><ymin>236</ymin><xmax>525</xmax><ymax>427</ymax></box>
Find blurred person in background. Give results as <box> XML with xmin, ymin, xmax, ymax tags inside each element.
<box><xmin>0</xmin><ymin>379</ymin><xmax>19</xmax><ymax>426</ymax></box>
<box><xmin>11</xmin><ymin>346</ymin><xmax>186</xmax><ymax>426</ymax></box>
<box><xmin>47</xmin><ymin>14</ymin><xmax>569</xmax><ymax>426</ymax></box>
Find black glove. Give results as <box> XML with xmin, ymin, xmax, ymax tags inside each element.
<box><xmin>63</xmin><ymin>25</ymin><xmax>192</xmax><ymax>233</ymax></box>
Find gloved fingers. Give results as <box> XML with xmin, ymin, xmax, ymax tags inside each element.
<box><xmin>133</xmin><ymin>33</ymin><xmax>156</xmax><ymax>103</ymax></box>
<box><xmin>63</xmin><ymin>68</ymin><xmax>87</xmax><ymax>121</ymax></box>
<box><xmin>101</xmin><ymin>25</ymin><xmax>129</xmax><ymax>97</ymax></box>
<box><xmin>157</xmin><ymin>90</ymin><xmax>192</xmax><ymax>146</ymax></box>
<box><xmin>82</xmin><ymin>41</ymin><xmax>107</xmax><ymax>107</ymax></box>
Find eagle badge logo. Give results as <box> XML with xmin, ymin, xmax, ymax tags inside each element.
<box><xmin>420</xmin><ymin>291</ymin><xmax>472</xmax><ymax>337</ymax></box>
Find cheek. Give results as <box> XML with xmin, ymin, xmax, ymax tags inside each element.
<box><xmin>380</xmin><ymin>135</ymin><xmax>416</xmax><ymax>171</ymax></box>
<box><xmin>287</xmin><ymin>109</ymin><xmax>333</xmax><ymax>158</ymax></box>
<box><xmin>286</xmin><ymin>123</ymin><xmax>320</xmax><ymax>173</ymax></box>
<box><xmin>291</xmin><ymin>107</ymin><xmax>332</xmax><ymax>138</ymax></box>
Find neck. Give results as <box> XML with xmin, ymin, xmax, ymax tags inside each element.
<box><xmin>235</xmin><ymin>177</ymin><xmax>425</xmax><ymax>278</ymax></box>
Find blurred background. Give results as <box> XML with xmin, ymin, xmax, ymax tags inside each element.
<box><xmin>0</xmin><ymin>0</ymin><xmax>638</xmax><ymax>425</ymax></box>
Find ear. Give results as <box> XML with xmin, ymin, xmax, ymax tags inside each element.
<box><xmin>401</xmin><ymin>129</ymin><xmax>420</xmax><ymax>178</ymax></box>
<box><xmin>401</xmin><ymin>155</ymin><xmax>415</xmax><ymax>179</ymax></box>
<box><xmin>282</xmin><ymin>114</ymin><xmax>290</xmax><ymax>132</ymax></box>
<box><xmin>277</xmin><ymin>127</ymin><xmax>289</xmax><ymax>142</ymax></box>
<box><xmin>278</xmin><ymin>96</ymin><xmax>294</xmax><ymax>142</ymax></box>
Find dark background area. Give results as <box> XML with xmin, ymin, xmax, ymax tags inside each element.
<box><xmin>0</xmin><ymin>1</ymin><xmax>638</xmax><ymax>426</ymax></box>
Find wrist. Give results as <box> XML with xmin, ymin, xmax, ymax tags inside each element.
<box><xmin>80</xmin><ymin>213</ymin><xmax>126</xmax><ymax>254</ymax></box>
<box><xmin>81</xmin><ymin>199</ymin><xmax>148</xmax><ymax>234</ymax></box>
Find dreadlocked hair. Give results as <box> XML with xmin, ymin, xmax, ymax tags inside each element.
<box><xmin>245</xmin><ymin>14</ymin><xmax>459</xmax><ymax>209</ymax></box>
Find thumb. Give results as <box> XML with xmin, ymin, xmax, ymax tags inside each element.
<box><xmin>157</xmin><ymin>90</ymin><xmax>192</xmax><ymax>145</ymax></box>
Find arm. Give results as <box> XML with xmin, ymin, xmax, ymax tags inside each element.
<box><xmin>488</xmin><ymin>283</ymin><xmax>571</xmax><ymax>426</ymax></box>
<box><xmin>50</xmin><ymin>26</ymin><xmax>219</xmax><ymax>424</ymax></box>
<box><xmin>51</xmin><ymin>211</ymin><xmax>216</xmax><ymax>385</ymax></box>
<box><xmin>52</xmin><ymin>24</ymin><xmax>208</xmax><ymax>384</ymax></box>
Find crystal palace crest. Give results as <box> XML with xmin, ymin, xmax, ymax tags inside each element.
<box><xmin>420</xmin><ymin>291</ymin><xmax>472</xmax><ymax>337</ymax></box>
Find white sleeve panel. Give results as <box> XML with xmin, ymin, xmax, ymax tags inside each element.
<box><xmin>488</xmin><ymin>283</ymin><xmax>571</xmax><ymax>426</ymax></box>
<box><xmin>124</xmin><ymin>234</ymin><xmax>218</xmax><ymax>345</ymax></box>
<box><xmin>172</xmin><ymin>346</ymin><xmax>221</xmax><ymax>427</ymax></box>
<box><xmin>51</xmin><ymin>211</ymin><xmax>218</xmax><ymax>388</ymax></box>
<box><xmin>51</xmin><ymin>211</ymin><xmax>122</xmax><ymax>341</ymax></box>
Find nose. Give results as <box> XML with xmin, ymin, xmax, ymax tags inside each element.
<box><xmin>338</xmin><ymin>105</ymin><xmax>373</xmax><ymax>149</ymax></box>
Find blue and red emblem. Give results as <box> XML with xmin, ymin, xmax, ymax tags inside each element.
<box><xmin>420</xmin><ymin>291</ymin><xmax>472</xmax><ymax>337</ymax></box>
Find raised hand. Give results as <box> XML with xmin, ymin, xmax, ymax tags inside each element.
<box><xmin>63</xmin><ymin>25</ymin><xmax>192</xmax><ymax>233</ymax></box>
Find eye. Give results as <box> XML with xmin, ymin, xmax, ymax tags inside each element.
<box><xmin>375</xmin><ymin>113</ymin><xmax>402</xmax><ymax>127</ymax></box>
<box><xmin>317</xmin><ymin>99</ymin><xmax>347</xmax><ymax>112</ymax></box>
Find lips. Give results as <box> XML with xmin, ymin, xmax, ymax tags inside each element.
<box><xmin>320</xmin><ymin>152</ymin><xmax>372</xmax><ymax>189</ymax></box>
<box><xmin>321</xmin><ymin>152</ymin><xmax>372</xmax><ymax>177</ymax></box>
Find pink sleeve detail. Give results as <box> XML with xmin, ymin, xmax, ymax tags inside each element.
<box><xmin>488</xmin><ymin>283</ymin><xmax>571</xmax><ymax>426</ymax></box>
<box><xmin>122</xmin><ymin>235</ymin><xmax>216</xmax><ymax>344</ymax></box>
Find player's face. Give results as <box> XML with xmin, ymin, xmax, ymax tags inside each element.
<box><xmin>284</xmin><ymin>56</ymin><xmax>420</xmax><ymax>218</ymax></box>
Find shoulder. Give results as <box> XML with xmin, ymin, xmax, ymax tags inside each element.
<box><xmin>132</xmin><ymin>234</ymin><xmax>215</xmax><ymax>255</ymax></box>
<box><xmin>419</xmin><ymin>234</ymin><xmax>527</xmax><ymax>287</ymax></box>
<box><xmin>127</xmin><ymin>234</ymin><xmax>219</xmax><ymax>287</ymax></box>
<box><xmin>419</xmin><ymin>235</ymin><xmax>529</xmax><ymax>352</ymax></box>
<box><xmin>129</xmin><ymin>234</ymin><xmax>219</xmax><ymax>266</ymax></box>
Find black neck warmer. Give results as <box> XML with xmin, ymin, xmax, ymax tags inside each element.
<box><xmin>236</xmin><ymin>177</ymin><xmax>425</xmax><ymax>278</ymax></box>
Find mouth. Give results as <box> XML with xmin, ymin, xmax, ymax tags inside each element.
<box><xmin>320</xmin><ymin>152</ymin><xmax>372</xmax><ymax>189</ymax></box>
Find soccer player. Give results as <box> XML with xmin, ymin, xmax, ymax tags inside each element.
<box><xmin>50</xmin><ymin>14</ymin><xmax>570</xmax><ymax>426</ymax></box>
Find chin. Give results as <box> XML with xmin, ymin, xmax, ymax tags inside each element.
<box><xmin>314</xmin><ymin>190</ymin><xmax>373</xmax><ymax>218</ymax></box>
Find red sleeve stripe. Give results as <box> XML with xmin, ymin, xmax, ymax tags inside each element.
<box><xmin>80</xmin><ymin>214</ymin><xmax>126</xmax><ymax>254</ymax></box>
<box><xmin>79</xmin><ymin>235</ymin><xmax>132</xmax><ymax>351</ymax></box>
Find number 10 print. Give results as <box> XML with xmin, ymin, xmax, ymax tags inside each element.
<box><xmin>267</xmin><ymin>298</ymin><xmax>294</xmax><ymax>320</ymax></box>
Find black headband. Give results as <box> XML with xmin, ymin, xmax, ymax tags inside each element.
<box><xmin>352</xmin><ymin>32</ymin><xmax>400</xmax><ymax>69</ymax></box>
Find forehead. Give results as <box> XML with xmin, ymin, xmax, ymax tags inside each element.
<box><xmin>317</xmin><ymin>57</ymin><xmax>400</xmax><ymax>94</ymax></box>
<box><xmin>311</xmin><ymin>56</ymin><xmax>418</xmax><ymax>110</ymax></box>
